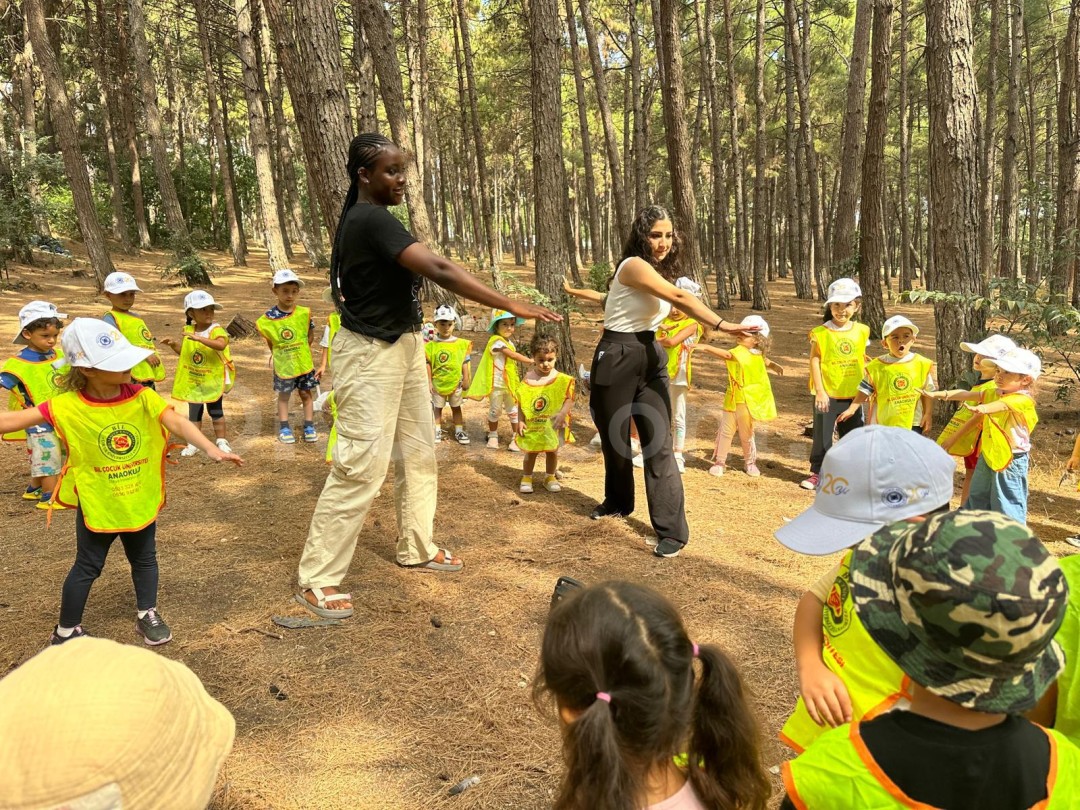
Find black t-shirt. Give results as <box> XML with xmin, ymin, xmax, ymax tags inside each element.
<box><xmin>334</xmin><ymin>203</ymin><xmax>420</xmax><ymax>343</ymax></box>
<box><xmin>781</xmin><ymin>713</ymin><xmax>1051</xmax><ymax>810</ymax></box>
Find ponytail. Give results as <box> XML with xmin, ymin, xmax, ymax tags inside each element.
<box><xmin>555</xmin><ymin>698</ymin><xmax>639</xmax><ymax>810</ymax></box>
<box><xmin>687</xmin><ymin>644</ymin><xmax>771</xmax><ymax>810</ymax></box>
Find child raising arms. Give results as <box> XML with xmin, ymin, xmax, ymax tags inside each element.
<box><xmin>516</xmin><ymin>333</ymin><xmax>574</xmax><ymax>494</ymax></box>
<box><xmin>535</xmin><ymin>580</ymin><xmax>771</xmax><ymax>810</ymax></box>
<box><xmin>0</xmin><ymin>319</ymin><xmax>241</xmax><ymax>645</ymax></box>
<box><xmin>466</xmin><ymin>309</ymin><xmax>532</xmax><ymax>450</ymax></box>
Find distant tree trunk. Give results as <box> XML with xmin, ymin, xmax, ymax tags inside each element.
<box><xmin>415</xmin><ymin>0</ymin><xmax>438</xmax><ymax>245</ymax></box>
<box><xmin>566</xmin><ymin>0</ymin><xmax>603</xmax><ymax>267</ymax></box>
<box><xmin>722</xmin><ymin>0</ymin><xmax>750</xmax><ymax>300</ymax></box>
<box><xmin>698</xmin><ymin>0</ymin><xmax>730</xmax><ymax>309</ymax></box>
<box><xmin>926</xmin><ymin>0</ymin><xmax>985</xmax><ymax>390</ymax></box>
<box><xmin>784</xmin><ymin>18</ymin><xmax>814</xmax><ymax>299</ymax></box>
<box><xmin>451</xmin><ymin>13</ymin><xmax>484</xmax><ymax>265</ymax></box>
<box><xmin>998</xmin><ymin>0</ymin><xmax>1022</xmax><ymax>279</ymax></box>
<box><xmin>216</xmin><ymin>49</ymin><xmax>248</xmax><ymax>256</ymax></box>
<box><xmin>114</xmin><ymin>0</ymin><xmax>150</xmax><ymax>248</ymax></box>
<box><xmin>629</xmin><ymin>0</ymin><xmax>648</xmax><ymax>213</ymax></box>
<box><xmin>978</xmin><ymin>0</ymin><xmax>1001</xmax><ymax>284</ymax></box>
<box><xmin>350</xmin><ymin>0</ymin><xmax>379</xmax><ymax>133</ymax></box>
<box><xmin>580</xmin><ymin>0</ymin><xmax>629</xmax><ymax>238</ymax></box>
<box><xmin>1052</xmin><ymin>0</ymin><xmax>1080</xmax><ymax>303</ymax></box>
<box><xmin>830</xmin><ymin>0</ymin><xmax>872</xmax><ymax>272</ymax></box>
<box><xmin>127</xmin><ymin>0</ymin><xmax>193</xmax><ymax>253</ymax></box>
<box><xmin>1023</xmin><ymin>15</ymin><xmax>1040</xmax><ymax>284</ymax></box>
<box><xmin>528</xmin><ymin>0</ymin><xmax>577</xmax><ymax>372</ymax></box>
<box><xmin>856</xmin><ymin>0</ymin><xmax>893</xmax><ymax>337</ymax></box>
<box><xmin>751</xmin><ymin>0</ymin><xmax>770</xmax><ymax>309</ymax></box>
<box><xmin>25</xmin><ymin>0</ymin><xmax>116</xmax><ymax>285</ymax></box>
<box><xmin>899</xmin><ymin>0</ymin><xmax>912</xmax><ymax>291</ymax></box>
<box><xmin>17</xmin><ymin>32</ymin><xmax>51</xmax><ymax>239</ymax></box>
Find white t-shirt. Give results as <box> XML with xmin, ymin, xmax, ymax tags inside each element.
<box><xmin>604</xmin><ymin>258</ymin><xmax>671</xmax><ymax>333</ymax></box>
<box><xmin>320</xmin><ymin>325</ymin><xmax>332</xmax><ymax>349</ymax></box>
<box><xmin>491</xmin><ymin>338</ymin><xmax>509</xmax><ymax>389</ymax></box>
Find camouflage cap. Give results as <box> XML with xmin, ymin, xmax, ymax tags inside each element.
<box><xmin>849</xmin><ymin>510</ymin><xmax>1068</xmax><ymax>714</ymax></box>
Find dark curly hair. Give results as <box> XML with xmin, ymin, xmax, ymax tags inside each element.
<box><xmin>619</xmin><ymin>205</ymin><xmax>682</xmax><ymax>282</ymax></box>
<box><xmin>529</xmin><ymin>331</ymin><xmax>559</xmax><ymax>357</ymax></box>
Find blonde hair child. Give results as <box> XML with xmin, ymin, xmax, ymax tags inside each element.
<box><xmin>517</xmin><ymin>332</ymin><xmax>574</xmax><ymax>493</ymax></box>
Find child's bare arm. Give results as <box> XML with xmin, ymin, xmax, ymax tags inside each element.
<box><xmin>189</xmin><ymin>333</ymin><xmax>228</xmax><ymax>351</ymax></box>
<box><xmin>969</xmin><ymin>400</ymin><xmax>1011</xmax><ymax>415</ymax></box>
<box><xmin>494</xmin><ymin>346</ymin><xmax>533</xmax><ymax>365</ymax></box>
<box><xmin>461</xmin><ymin>360</ymin><xmax>472</xmax><ymax>390</ymax></box>
<box><xmin>158</xmin><ymin>338</ymin><xmax>183</xmax><ymax>356</ymax></box>
<box><xmin>836</xmin><ymin>392</ymin><xmax>869</xmax><ymax>423</ymax></box>
<box><xmin>766</xmin><ymin>358</ymin><xmax>785</xmax><ymax>375</ymax></box>
<box><xmin>0</xmin><ymin>406</ymin><xmax>46</xmax><ymax>434</ymax></box>
<box><xmin>658</xmin><ymin>324</ymin><xmax>697</xmax><ymax>348</ymax></box>
<box><xmin>793</xmin><ymin>591</ymin><xmax>852</xmax><ymax>727</ymax></box>
<box><xmin>693</xmin><ymin>344</ymin><xmax>734</xmax><ymax>361</ymax></box>
<box><xmin>809</xmin><ymin>341</ymin><xmax>829</xmax><ymax>412</ymax></box>
<box><xmin>922</xmin><ymin>388</ymin><xmax>984</xmax><ymax>403</ymax></box>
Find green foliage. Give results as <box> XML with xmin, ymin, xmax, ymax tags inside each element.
<box><xmin>587</xmin><ymin>261</ymin><xmax>610</xmax><ymax>292</ymax></box>
<box><xmin>493</xmin><ymin>265</ymin><xmax>552</xmax><ymax>308</ymax></box>
<box><xmin>161</xmin><ymin>232</ymin><xmax>217</xmax><ymax>287</ymax></box>
<box><xmin>0</xmin><ymin>132</ymin><xmax>66</xmax><ymax>267</ymax></box>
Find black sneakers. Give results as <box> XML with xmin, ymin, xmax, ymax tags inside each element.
<box><xmin>590</xmin><ymin>503</ymin><xmax>628</xmax><ymax>520</ymax></box>
<box><xmin>135</xmin><ymin>609</ymin><xmax>173</xmax><ymax>646</ymax></box>
<box><xmin>49</xmin><ymin>625</ymin><xmax>90</xmax><ymax>645</ymax></box>
<box><xmin>653</xmin><ymin>538</ymin><xmax>685</xmax><ymax>558</ymax></box>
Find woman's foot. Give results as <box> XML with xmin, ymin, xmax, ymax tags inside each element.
<box><xmin>300</xmin><ymin>586</ymin><xmax>353</xmax><ymax>613</ymax></box>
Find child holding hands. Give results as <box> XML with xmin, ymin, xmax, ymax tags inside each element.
<box><xmin>516</xmin><ymin>333</ymin><xmax>574</xmax><ymax>493</ymax></box>
<box><xmin>466</xmin><ymin>309</ymin><xmax>532</xmax><ymax>450</ymax></box>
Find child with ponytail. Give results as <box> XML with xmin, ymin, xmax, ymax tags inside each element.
<box><xmin>535</xmin><ymin>580</ymin><xmax>770</xmax><ymax>810</ymax></box>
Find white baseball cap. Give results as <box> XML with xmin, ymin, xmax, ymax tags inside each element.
<box><xmin>775</xmin><ymin>426</ymin><xmax>956</xmax><ymax>555</ymax></box>
<box><xmin>183</xmin><ymin>290</ymin><xmax>221</xmax><ymax>311</ymax></box>
<box><xmin>103</xmin><ymin>272</ymin><xmax>142</xmax><ymax>294</ymax></box>
<box><xmin>434</xmin><ymin>305</ymin><xmax>458</xmax><ymax>322</ymax></box>
<box><xmin>271</xmin><ymin>269</ymin><xmax>304</xmax><ymax>287</ymax></box>
<box><xmin>994</xmin><ymin>347</ymin><xmax>1042</xmax><ymax>380</ymax></box>
<box><xmin>57</xmin><ymin>318</ymin><xmax>154</xmax><ymax>373</ymax></box>
<box><xmin>960</xmin><ymin>333</ymin><xmax>1016</xmax><ymax>359</ymax></box>
<box><xmin>14</xmin><ymin>301</ymin><xmax>67</xmax><ymax>345</ymax></box>
<box><xmin>882</xmin><ymin>315</ymin><xmax>919</xmax><ymax>338</ymax></box>
<box><xmin>675</xmin><ymin>277</ymin><xmax>703</xmax><ymax>297</ymax></box>
<box><xmin>825</xmin><ymin>278</ymin><xmax>862</xmax><ymax>304</ymax></box>
<box><xmin>739</xmin><ymin>315</ymin><xmax>770</xmax><ymax>338</ymax></box>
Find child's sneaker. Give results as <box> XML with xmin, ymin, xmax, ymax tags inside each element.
<box><xmin>486</xmin><ymin>434</ymin><xmax>499</xmax><ymax>449</ymax></box>
<box><xmin>135</xmin><ymin>608</ymin><xmax>173</xmax><ymax>646</ymax></box>
<box><xmin>455</xmin><ymin>427</ymin><xmax>470</xmax><ymax>445</ymax></box>
<box><xmin>22</xmin><ymin>485</ymin><xmax>42</xmax><ymax>501</ymax></box>
<box><xmin>278</xmin><ymin>426</ymin><xmax>296</xmax><ymax>444</ymax></box>
<box><xmin>520</xmin><ymin>476</ymin><xmax>534</xmax><ymax>494</ymax></box>
<box><xmin>544</xmin><ymin>475</ymin><xmax>561</xmax><ymax>492</ymax></box>
<box><xmin>49</xmin><ymin>625</ymin><xmax>89</xmax><ymax>645</ymax></box>
<box><xmin>36</xmin><ymin>493</ymin><xmax>60</xmax><ymax>510</ymax></box>
<box><xmin>180</xmin><ymin>443</ymin><xmax>199</xmax><ymax>457</ymax></box>
<box><xmin>799</xmin><ymin>473</ymin><xmax>819</xmax><ymax>490</ymax></box>
<box><xmin>675</xmin><ymin>454</ymin><xmax>685</xmax><ymax>474</ymax></box>
<box><xmin>708</xmin><ymin>464</ymin><xmax>726</xmax><ymax>477</ymax></box>
<box><xmin>215</xmin><ymin>438</ymin><xmax>233</xmax><ymax>453</ymax></box>
<box><xmin>746</xmin><ymin>463</ymin><xmax>761</xmax><ymax>477</ymax></box>
<box><xmin>508</xmin><ymin>437</ymin><xmax>521</xmax><ymax>453</ymax></box>
<box><xmin>302</xmin><ymin>425</ymin><xmax>318</xmax><ymax>443</ymax></box>
<box><xmin>435</xmin><ymin>427</ymin><xmax>444</xmax><ymax>442</ymax></box>
<box><xmin>1066</xmin><ymin>535</ymin><xmax>1080</xmax><ymax>548</ymax></box>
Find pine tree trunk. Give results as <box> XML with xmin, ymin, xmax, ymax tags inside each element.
<box><xmin>722</xmin><ymin>0</ymin><xmax>750</xmax><ymax>300</ymax></box>
<box><xmin>113</xmin><ymin>0</ymin><xmax>151</xmax><ymax>248</ymax></box>
<box><xmin>24</xmin><ymin>0</ymin><xmax>116</xmax><ymax>285</ymax></box>
<box><xmin>785</xmin><ymin>18</ymin><xmax>814</xmax><ymax>299</ymax></box>
<box><xmin>899</xmin><ymin>0</ymin><xmax>912</xmax><ymax>291</ymax></box>
<box><xmin>699</xmin><ymin>0</ymin><xmax>730</xmax><ymax>309</ymax></box>
<box><xmin>751</xmin><ymin>0</ymin><xmax>770</xmax><ymax>310</ymax></box>
<box><xmin>1023</xmin><ymin>15</ymin><xmax>1040</xmax><ymax>284</ymax></box>
<box><xmin>978</xmin><ymin>0</ymin><xmax>1001</xmax><ymax>285</ymax></box>
<box><xmin>350</xmin><ymin>0</ymin><xmax>379</xmax><ymax>133</ymax></box>
<box><xmin>566</xmin><ymin>0</ymin><xmax>604</xmax><ymax>267</ymax></box>
<box><xmin>998</xmin><ymin>0</ymin><xmax>1022</xmax><ymax>279</ymax></box>
<box><xmin>629</xmin><ymin>0</ymin><xmax>648</xmax><ymax>213</ymax></box>
<box><xmin>17</xmin><ymin>33</ymin><xmax>51</xmax><ymax>239</ymax></box>
<box><xmin>1052</xmin><ymin>0</ymin><xmax>1080</xmax><ymax>303</ymax></box>
<box><xmin>451</xmin><ymin>13</ymin><xmax>484</xmax><ymax>266</ymax></box>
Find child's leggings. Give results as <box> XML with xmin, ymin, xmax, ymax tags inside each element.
<box><xmin>809</xmin><ymin>397</ymin><xmax>863</xmax><ymax>473</ymax></box>
<box><xmin>188</xmin><ymin>398</ymin><xmax>224</xmax><ymax>422</ymax></box>
<box><xmin>59</xmin><ymin>508</ymin><xmax>158</xmax><ymax>627</ymax></box>
<box><xmin>671</xmin><ymin>382</ymin><xmax>688</xmax><ymax>452</ymax></box>
<box><xmin>713</xmin><ymin>404</ymin><xmax>757</xmax><ymax>467</ymax></box>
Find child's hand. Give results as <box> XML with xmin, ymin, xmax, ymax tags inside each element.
<box><xmin>146</xmin><ymin>354</ymin><xmax>162</xmax><ymax>367</ymax></box>
<box><xmin>836</xmin><ymin>405</ymin><xmax>858</xmax><ymax>424</ymax></box>
<box><xmin>159</xmin><ymin>337</ymin><xmax>181</xmax><ymax>352</ymax></box>
<box><xmin>513</xmin><ymin>420</ymin><xmax>525</xmax><ymax>436</ymax></box>
<box><xmin>798</xmin><ymin>663</ymin><xmax>854</xmax><ymax>727</ymax></box>
<box><xmin>207</xmin><ymin>448</ymin><xmax>244</xmax><ymax>466</ymax></box>
<box><xmin>920</xmin><ymin>409</ymin><xmax>934</xmax><ymax>434</ymax></box>
<box><xmin>772</xmin><ymin>363</ymin><xmax>785</xmax><ymax>376</ymax></box>
<box><xmin>314</xmin><ymin>367</ymin><xmax>324</xmax><ymax>382</ymax></box>
<box><xmin>1068</xmin><ymin>455</ymin><xmax>1080</xmax><ymax>471</ymax></box>
<box><xmin>970</xmin><ymin>404</ymin><xmax>989</xmax><ymax>415</ymax></box>
<box><xmin>814</xmin><ymin>392</ymin><xmax>830</xmax><ymax>413</ymax></box>
<box><xmin>920</xmin><ymin>388</ymin><xmax>947</xmax><ymax>400</ymax></box>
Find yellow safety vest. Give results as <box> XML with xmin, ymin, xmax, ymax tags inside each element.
<box><xmin>936</xmin><ymin>379</ymin><xmax>998</xmax><ymax>457</ymax></box>
<box><xmin>425</xmin><ymin>337</ymin><xmax>473</xmax><ymax>396</ymax></box>
<box><xmin>723</xmin><ymin>345</ymin><xmax>777</xmax><ymax>421</ymax></box>
<box><xmin>325</xmin><ymin>311</ymin><xmax>341</xmax><ymax>369</ymax></box>
<box><xmin>809</xmin><ymin>323</ymin><xmax>870</xmax><ymax>399</ymax></box>
<box><xmin>780</xmin><ymin>549</ymin><xmax>911</xmax><ymax>753</ymax></box>
<box><xmin>1057</xmin><ymin>555</ymin><xmax>1080</xmax><ymax>749</ymax></box>
<box><xmin>2</xmin><ymin>350</ymin><xmax>64</xmax><ymax>441</ymax></box>
<box><xmin>980</xmin><ymin>392</ymin><xmax>1038</xmax><ymax>472</ymax></box>
<box><xmin>49</xmin><ymin>387</ymin><xmax>169</xmax><ymax>532</ymax></box>
<box><xmin>864</xmin><ymin>354</ymin><xmax>934</xmax><ymax>429</ymax></box>
<box><xmin>656</xmin><ymin>316</ymin><xmax>702</xmax><ymax>386</ymax></box>
<box><xmin>465</xmin><ymin>334</ymin><xmax>520</xmax><ymax>399</ymax></box>
<box><xmin>516</xmin><ymin>372</ymin><xmax>575</xmax><ymax>453</ymax></box>
<box><xmin>325</xmin><ymin>391</ymin><xmax>338</xmax><ymax>465</ymax></box>
<box><xmin>256</xmin><ymin>307</ymin><xmax>314</xmax><ymax>379</ymax></box>
<box><xmin>107</xmin><ymin>310</ymin><xmax>165</xmax><ymax>383</ymax></box>
<box><xmin>170</xmin><ymin>326</ymin><xmax>234</xmax><ymax>403</ymax></box>
<box><xmin>784</xmin><ymin>720</ymin><xmax>1080</xmax><ymax>809</ymax></box>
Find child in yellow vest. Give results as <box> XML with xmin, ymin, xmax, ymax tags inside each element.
<box><xmin>804</xmin><ymin>278</ymin><xmax>870</xmax><ymax>490</ymax></box>
<box><xmin>0</xmin><ymin>319</ymin><xmax>242</xmax><ymax>646</ymax></box>
<box><xmin>837</xmin><ymin>315</ymin><xmax>935</xmax><ymax>434</ymax></box>
<box><xmin>695</xmin><ymin>315</ymin><xmax>783</xmax><ymax>477</ymax></box>
<box><xmin>774</xmin><ymin>427</ymin><xmax>956</xmax><ymax>754</ymax></box>
<box><xmin>160</xmin><ymin>290</ymin><xmax>236</xmax><ymax>457</ymax></box>
<box><xmin>1029</xmin><ymin>554</ymin><xmax>1080</xmax><ymax>748</ymax></box>
<box><xmin>101</xmin><ymin>272</ymin><xmax>165</xmax><ymax>390</ymax></box>
<box><xmin>516</xmin><ymin>333</ymin><xmax>574</xmax><ymax>493</ymax></box>
<box><xmin>465</xmin><ymin>309</ymin><xmax>532</xmax><ymax>450</ymax></box>
<box><xmin>782</xmin><ymin>511</ymin><xmax>1078</xmax><ymax>810</ymax></box>
<box><xmin>315</xmin><ymin>286</ymin><xmax>341</xmax><ymax>384</ymax></box>
<box><xmin>927</xmin><ymin>347</ymin><xmax>1039</xmax><ymax>524</ymax></box>
<box><xmin>425</xmin><ymin>304</ymin><xmax>473</xmax><ymax>445</ymax></box>
<box><xmin>1</xmin><ymin>301</ymin><xmax>67</xmax><ymax>509</ymax></box>
<box><xmin>256</xmin><ymin>269</ymin><xmax>317</xmax><ymax>444</ymax></box>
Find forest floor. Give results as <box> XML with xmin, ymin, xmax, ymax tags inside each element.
<box><xmin>1</xmin><ymin>243</ymin><xmax>1079</xmax><ymax>809</ymax></box>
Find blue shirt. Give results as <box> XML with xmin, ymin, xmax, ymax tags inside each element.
<box><xmin>264</xmin><ymin>306</ymin><xmax>315</xmax><ymax>332</ymax></box>
<box><xmin>1</xmin><ymin>347</ymin><xmax>57</xmax><ymax>434</ymax></box>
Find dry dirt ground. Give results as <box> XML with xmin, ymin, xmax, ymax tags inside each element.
<box><xmin>1</xmin><ymin>244</ymin><xmax>1078</xmax><ymax>809</ymax></box>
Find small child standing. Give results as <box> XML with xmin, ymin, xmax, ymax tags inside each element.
<box><xmin>516</xmin><ymin>333</ymin><xmax>574</xmax><ymax>494</ymax></box>
<box><xmin>0</xmin><ymin>319</ymin><xmax>242</xmax><ymax>645</ymax></box>
<box><xmin>837</xmin><ymin>315</ymin><xmax>935</xmax><ymax>433</ymax></box>
<box><xmin>466</xmin><ymin>309</ymin><xmax>532</xmax><ymax>450</ymax></box>
<box><xmin>256</xmin><ymin>269</ymin><xmax>317</xmax><ymax>444</ymax></box>
<box><xmin>425</xmin><ymin>304</ymin><xmax>472</xmax><ymax>445</ymax></box>
<box><xmin>101</xmin><ymin>272</ymin><xmax>165</xmax><ymax>390</ymax></box>
<box><xmin>1</xmin><ymin>301</ymin><xmax>67</xmax><ymax>508</ymax></box>
<box><xmin>696</xmin><ymin>315</ymin><xmax>783</xmax><ymax>477</ymax></box>
<box><xmin>160</xmin><ymin>290</ymin><xmax>236</xmax><ymax>457</ymax></box>
<box><xmin>535</xmin><ymin>580</ymin><xmax>771</xmax><ymax>810</ymax></box>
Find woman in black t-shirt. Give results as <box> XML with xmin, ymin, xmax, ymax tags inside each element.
<box><xmin>296</xmin><ymin>134</ymin><xmax>559</xmax><ymax>619</ymax></box>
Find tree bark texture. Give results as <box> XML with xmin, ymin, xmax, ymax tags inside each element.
<box><xmin>722</xmin><ymin>0</ymin><xmax>750</xmax><ymax>300</ymax></box>
<box><xmin>978</xmin><ymin>0</ymin><xmax>1000</xmax><ymax>284</ymax></box>
<box><xmin>751</xmin><ymin>0</ymin><xmax>770</xmax><ymax>309</ymax></box>
<box><xmin>114</xmin><ymin>0</ymin><xmax>151</xmax><ymax>249</ymax></box>
<box><xmin>998</xmin><ymin>0</ymin><xmax>1022</xmax><ymax>279</ymax></box>
<box><xmin>700</xmin><ymin>0</ymin><xmax>730</xmax><ymax>309</ymax></box>
<box><xmin>1052</xmin><ymin>0</ymin><xmax>1080</xmax><ymax>302</ymax></box>
<box><xmin>566</xmin><ymin>0</ymin><xmax>604</xmax><ymax>267</ymax></box>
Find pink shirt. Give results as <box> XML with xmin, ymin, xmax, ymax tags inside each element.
<box><xmin>645</xmin><ymin>781</ymin><xmax>707</xmax><ymax>810</ymax></box>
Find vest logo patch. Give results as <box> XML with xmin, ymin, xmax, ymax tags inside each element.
<box><xmin>823</xmin><ymin>576</ymin><xmax>852</xmax><ymax>636</ymax></box>
<box><xmin>98</xmin><ymin>423</ymin><xmax>140</xmax><ymax>461</ymax></box>
<box><xmin>892</xmin><ymin>374</ymin><xmax>911</xmax><ymax>392</ymax></box>
<box><xmin>837</xmin><ymin>339</ymin><xmax>853</xmax><ymax>356</ymax></box>
<box><xmin>281</xmin><ymin>328</ymin><xmax>296</xmax><ymax>341</ymax></box>
<box><xmin>532</xmin><ymin>396</ymin><xmax>548</xmax><ymax>413</ymax></box>
<box><xmin>140</xmin><ymin>327</ymin><xmax>152</xmax><ymax>343</ymax></box>
<box><xmin>192</xmin><ymin>351</ymin><xmax>204</xmax><ymax>366</ymax></box>
<box><xmin>437</xmin><ymin>350</ymin><xmax>450</xmax><ymax>364</ymax></box>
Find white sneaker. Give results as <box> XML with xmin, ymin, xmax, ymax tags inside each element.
<box><xmin>508</xmin><ymin>438</ymin><xmax>522</xmax><ymax>453</ymax></box>
<box><xmin>215</xmin><ymin>439</ymin><xmax>233</xmax><ymax>454</ymax></box>
<box><xmin>675</xmin><ymin>454</ymin><xmax>685</xmax><ymax>474</ymax></box>
<box><xmin>180</xmin><ymin>444</ymin><xmax>199</xmax><ymax>457</ymax></box>
<box><xmin>520</xmin><ymin>477</ymin><xmax>534</xmax><ymax>493</ymax></box>
<box><xmin>590</xmin><ymin>433</ymin><xmax>602</xmax><ymax>447</ymax></box>
<box><xmin>544</xmin><ymin>476</ymin><xmax>561</xmax><ymax>492</ymax></box>
<box><xmin>632</xmin><ymin>453</ymin><xmax>644</xmax><ymax>468</ymax></box>
<box><xmin>577</xmin><ymin>363</ymin><xmax>590</xmax><ymax>382</ymax></box>
<box><xmin>708</xmin><ymin>464</ymin><xmax>725</xmax><ymax>477</ymax></box>
<box><xmin>486</xmin><ymin>435</ymin><xmax>499</xmax><ymax>449</ymax></box>
<box><xmin>455</xmin><ymin>428</ymin><xmax>470</xmax><ymax>445</ymax></box>
<box><xmin>435</xmin><ymin>428</ymin><xmax>444</xmax><ymax>442</ymax></box>
<box><xmin>1066</xmin><ymin>536</ymin><xmax>1080</xmax><ymax>548</ymax></box>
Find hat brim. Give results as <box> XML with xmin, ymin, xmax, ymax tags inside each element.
<box><xmin>849</xmin><ymin>530</ymin><xmax>1065</xmax><ymax>713</ymax></box>
<box><xmin>960</xmin><ymin>339</ymin><xmax>1011</xmax><ymax>358</ymax></box>
<box><xmin>105</xmin><ymin>284</ymin><xmax>142</xmax><ymax>294</ymax></box>
<box><xmin>775</xmin><ymin>509</ymin><xmax>887</xmax><ymax>556</ymax></box>
<box><xmin>490</xmin><ymin>316</ymin><xmax>525</xmax><ymax>331</ymax></box>
<box><xmin>993</xmin><ymin>359</ymin><xmax>1039</xmax><ymax>378</ymax></box>
<box><xmin>274</xmin><ymin>277</ymin><xmax>304</xmax><ymax>288</ymax></box>
<box><xmin>88</xmin><ymin>345</ymin><xmax>155</xmax><ymax>373</ymax></box>
<box><xmin>825</xmin><ymin>294</ymin><xmax>860</xmax><ymax>304</ymax></box>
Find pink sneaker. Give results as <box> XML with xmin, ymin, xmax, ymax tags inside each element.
<box><xmin>746</xmin><ymin>463</ymin><xmax>761</xmax><ymax>477</ymax></box>
<box><xmin>708</xmin><ymin>464</ymin><xmax>726</xmax><ymax>477</ymax></box>
<box><xmin>800</xmin><ymin>473</ymin><xmax>819</xmax><ymax>490</ymax></box>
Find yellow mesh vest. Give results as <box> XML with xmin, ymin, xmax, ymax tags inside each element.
<box><xmin>170</xmin><ymin>326</ymin><xmax>234</xmax><ymax>403</ymax></box>
<box><xmin>425</xmin><ymin>338</ymin><xmax>472</xmax><ymax>396</ymax></box>
<box><xmin>108</xmin><ymin>310</ymin><xmax>165</xmax><ymax>382</ymax></box>
<box><xmin>2</xmin><ymin>350</ymin><xmax>65</xmax><ymax>441</ymax></box>
<box><xmin>465</xmin><ymin>334</ymin><xmax>520</xmax><ymax>399</ymax></box>
<box><xmin>325</xmin><ymin>311</ymin><xmax>341</xmax><ymax>369</ymax></box>
<box><xmin>1057</xmin><ymin>555</ymin><xmax>1080</xmax><ymax>749</ymax></box>
<box><xmin>656</xmin><ymin>316</ymin><xmax>701</xmax><ymax>385</ymax></box>
<box><xmin>981</xmin><ymin>392</ymin><xmax>1038</xmax><ymax>471</ymax></box>
<box><xmin>50</xmin><ymin>387</ymin><xmax>169</xmax><ymax>532</ymax></box>
<box><xmin>723</xmin><ymin>345</ymin><xmax>777</xmax><ymax>421</ymax></box>
<box><xmin>936</xmin><ymin>380</ymin><xmax>998</xmax><ymax>457</ymax></box>
<box><xmin>256</xmin><ymin>307</ymin><xmax>314</xmax><ymax>378</ymax></box>
<box><xmin>515</xmin><ymin>373</ymin><xmax>575</xmax><ymax>452</ymax></box>
<box><xmin>809</xmin><ymin>323</ymin><xmax>870</xmax><ymax>399</ymax></box>
<box><xmin>865</xmin><ymin>354</ymin><xmax>934</xmax><ymax>428</ymax></box>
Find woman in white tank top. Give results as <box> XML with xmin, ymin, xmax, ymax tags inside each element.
<box><xmin>588</xmin><ymin>206</ymin><xmax>756</xmax><ymax>557</ymax></box>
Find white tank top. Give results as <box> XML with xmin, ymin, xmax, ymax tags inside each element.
<box><xmin>604</xmin><ymin>258</ymin><xmax>671</xmax><ymax>333</ymax></box>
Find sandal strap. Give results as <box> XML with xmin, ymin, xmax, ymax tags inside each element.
<box><xmin>309</xmin><ymin>587</ymin><xmax>351</xmax><ymax>606</ymax></box>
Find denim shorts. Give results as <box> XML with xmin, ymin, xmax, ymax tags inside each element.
<box><xmin>273</xmin><ymin>370</ymin><xmax>319</xmax><ymax>393</ymax></box>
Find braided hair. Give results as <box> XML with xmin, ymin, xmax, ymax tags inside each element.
<box><xmin>329</xmin><ymin>133</ymin><xmax>396</xmax><ymax>308</ymax></box>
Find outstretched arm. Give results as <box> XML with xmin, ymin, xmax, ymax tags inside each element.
<box><xmin>692</xmin><ymin>344</ymin><xmax>734</xmax><ymax>361</ymax></box>
<box><xmin>0</xmin><ymin>406</ymin><xmax>46</xmax><ymax>435</ymax></box>
<box><xmin>617</xmin><ymin>258</ymin><xmax>755</xmax><ymax>334</ymax></box>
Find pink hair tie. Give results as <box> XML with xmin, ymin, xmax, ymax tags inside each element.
<box><xmin>692</xmin><ymin>643</ymin><xmax>700</xmax><ymax>658</ymax></box>
<box><xmin>596</xmin><ymin>692</ymin><xmax>612</xmax><ymax>704</ymax></box>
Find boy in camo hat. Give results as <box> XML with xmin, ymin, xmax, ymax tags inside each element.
<box><xmin>782</xmin><ymin>511</ymin><xmax>1078</xmax><ymax>810</ymax></box>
